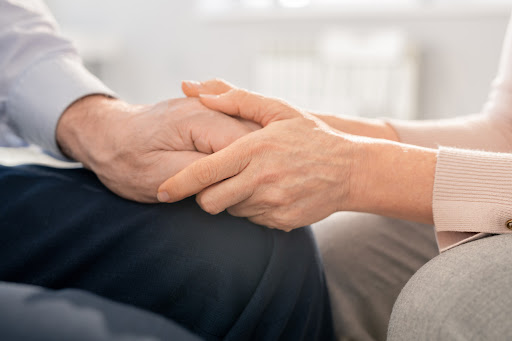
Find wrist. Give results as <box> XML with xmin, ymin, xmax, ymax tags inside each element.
<box><xmin>313</xmin><ymin>113</ymin><xmax>399</xmax><ymax>141</ymax></box>
<box><xmin>344</xmin><ymin>137</ymin><xmax>373</xmax><ymax>213</ymax></box>
<box><xmin>56</xmin><ymin>95</ymin><xmax>128</xmax><ymax>168</ymax></box>
<box><xmin>348</xmin><ymin>139</ymin><xmax>437</xmax><ymax>224</ymax></box>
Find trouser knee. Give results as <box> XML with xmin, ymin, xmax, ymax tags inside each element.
<box><xmin>0</xmin><ymin>165</ymin><xmax>333</xmax><ymax>340</ymax></box>
<box><xmin>388</xmin><ymin>235</ymin><xmax>512</xmax><ymax>341</ymax></box>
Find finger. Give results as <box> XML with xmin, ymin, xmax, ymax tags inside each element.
<box><xmin>156</xmin><ymin>151</ymin><xmax>206</xmax><ymax>181</ymax></box>
<box><xmin>247</xmin><ymin>215</ymin><xmax>275</xmax><ymax>229</ymax></box>
<box><xmin>248</xmin><ymin>215</ymin><xmax>295</xmax><ymax>232</ymax></box>
<box><xmin>236</xmin><ymin>117</ymin><xmax>262</xmax><ymax>132</ymax></box>
<box><xmin>157</xmin><ymin>142</ymin><xmax>249</xmax><ymax>203</ymax></box>
<box><xmin>195</xmin><ymin>173</ymin><xmax>254</xmax><ymax>215</ymax></box>
<box><xmin>199</xmin><ymin>89</ymin><xmax>299</xmax><ymax>127</ymax></box>
<box><xmin>182</xmin><ymin>79</ymin><xmax>235</xmax><ymax>97</ymax></box>
<box><xmin>188</xmin><ymin>112</ymin><xmax>254</xmax><ymax>153</ymax></box>
<box><xmin>226</xmin><ymin>200</ymin><xmax>267</xmax><ymax>218</ymax></box>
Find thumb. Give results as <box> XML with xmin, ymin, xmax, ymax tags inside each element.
<box><xmin>199</xmin><ymin>88</ymin><xmax>300</xmax><ymax>127</ymax></box>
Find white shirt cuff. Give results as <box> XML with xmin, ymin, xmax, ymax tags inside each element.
<box><xmin>6</xmin><ymin>55</ymin><xmax>116</xmax><ymax>158</ymax></box>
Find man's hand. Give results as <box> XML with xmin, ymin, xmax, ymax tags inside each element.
<box><xmin>157</xmin><ymin>82</ymin><xmax>366</xmax><ymax>231</ymax></box>
<box><xmin>56</xmin><ymin>95</ymin><xmax>257</xmax><ymax>202</ymax></box>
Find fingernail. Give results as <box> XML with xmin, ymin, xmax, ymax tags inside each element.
<box><xmin>157</xmin><ymin>191</ymin><xmax>170</xmax><ymax>202</ymax></box>
<box><xmin>199</xmin><ymin>94</ymin><xmax>219</xmax><ymax>99</ymax></box>
<box><xmin>183</xmin><ymin>80</ymin><xmax>201</xmax><ymax>88</ymax></box>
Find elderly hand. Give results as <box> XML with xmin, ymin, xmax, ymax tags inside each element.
<box><xmin>181</xmin><ymin>79</ymin><xmax>399</xmax><ymax>141</ymax></box>
<box><xmin>56</xmin><ymin>95</ymin><xmax>258</xmax><ymax>202</ymax></box>
<box><xmin>157</xmin><ymin>81</ymin><xmax>367</xmax><ymax>231</ymax></box>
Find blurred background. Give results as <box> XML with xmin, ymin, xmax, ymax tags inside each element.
<box><xmin>5</xmin><ymin>0</ymin><xmax>510</xmax><ymax>166</ymax></box>
<box><xmin>43</xmin><ymin>0</ymin><xmax>512</xmax><ymax>121</ymax></box>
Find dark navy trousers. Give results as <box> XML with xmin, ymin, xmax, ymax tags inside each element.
<box><xmin>0</xmin><ymin>165</ymin><xmax>334</xmax><ymax>340</ymax></box>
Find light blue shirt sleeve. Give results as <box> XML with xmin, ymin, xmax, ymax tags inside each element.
<box><xmin>0</xmin><ymin>0</ymin><xmax>115</xmax><ymax>157</ymax></box>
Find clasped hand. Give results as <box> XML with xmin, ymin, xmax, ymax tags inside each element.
<box><xmin>158</xmin><ymin>80</ymin><xmax>363</xmax><ymax>231</ymax></box>
<box><xmin>57</xmin><ymin>95</ymin><xmax>259</xmax><ymax>203</ymax></box>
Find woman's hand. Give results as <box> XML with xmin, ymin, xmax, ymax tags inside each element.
<box><xmin>158</xmin><ymin>82</ymin><xmax>366</xmax><ymax>230</ymax></box>
<box><xmin>181</xmin><ymin>78</ymin><xmax>399</xmax><ymax>142</ymax></box>
<box><xmin>160</xmin><ymin>79</ymin><xmax>437</xmax><ymax>229</ymax></box>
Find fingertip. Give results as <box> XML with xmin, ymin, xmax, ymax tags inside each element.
<box><xmin>157</xmin><ymin>190</ymin><xmax>170</xmax><ymax>203</ymax></box>
<box><xmin>195</xmin><ymin>192</ymin><xmax>223</xmax><ymax>215</ymax></box>
<box><xmin>204</xmin><ymin>78</ymin><xmax>235</xmax><ymax>93</ymax></box>
<box><xmin>182</xmin><ymin>80</ymin><xmax>201</xmax><ymax>97</ymax></box>
<box><xmin>157</xmin><ymin>179</ymin><xmax>175</xmax><ymax>202</ymax></box>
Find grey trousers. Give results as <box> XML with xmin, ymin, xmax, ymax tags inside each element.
<box><xmin>389</xmin><ymin>234</ymin><xmax>512</xmax><ymax>341</ymax></box>
<box><xmin>314</xmin><ymin>212</ymin><xmax>512</xmax><ymax>341</ymax></box>
<box><xmin>0</xmin><ymin>281</ymin><xmax>201</xmax><ymax>341</ymax></box>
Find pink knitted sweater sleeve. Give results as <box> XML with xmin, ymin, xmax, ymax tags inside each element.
<box><xmin>386</xmin><ymin>18</ymin><xmax>512</xmax><ymax>252</ymax></box>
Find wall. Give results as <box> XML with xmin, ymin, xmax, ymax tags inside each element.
<box><xmin>45</xmin><ymin>0</ymin><xmax>511</xmax><ymax>119</ymax></box>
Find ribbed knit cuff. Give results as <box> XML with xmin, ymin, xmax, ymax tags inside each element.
<box><xmin>433</xmin><ymin>147</ymin><xmax>512</xmax><ymax>251</ymax></box>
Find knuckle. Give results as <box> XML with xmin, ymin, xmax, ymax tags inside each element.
<box><xmin>270</xmin><ymin>211</ymin><xmax>297</xmax><ymax>232</ymax></box>
<box><xmin>196</xmin><ymin>193</ymin><xmax>222</xmax><ymax>215</ymax></box>
<box><xmin>192</xmin><ymin>159</ymin><xmax>217</xmax><ymax>186</ymax></box>
<box><xmin>233</xmin><ymin>88</ymin><xmax>250</xmax><ymax>101</ymax></box>
<box><xmin>276</xmin><ymin>190</ymin><xmax>289</xmax><ymax>206</ymax></box>
<box><xmin>212</xmin><ymin>77</ymin><xmax>226</xmax><ymax>85</ymax></box>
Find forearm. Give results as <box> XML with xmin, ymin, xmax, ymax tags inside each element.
<box><xmin>312</xmin><ymin>113</ymin><xmax>399</xmax><ymax>141</ymax></box>
<box><xmin>349</xmin><ymin>139</ymin><xmax>437</xmax><ymax>225</ymax></box>
<box><xmin>386</xmin><ymin>113</ymin><xmax>512</xmax><ymax>152</ymax></box>
<box><xmin>314</xmin><ymin>110</ymin><xmax>512</xmax><ymax>154</ymax></box>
